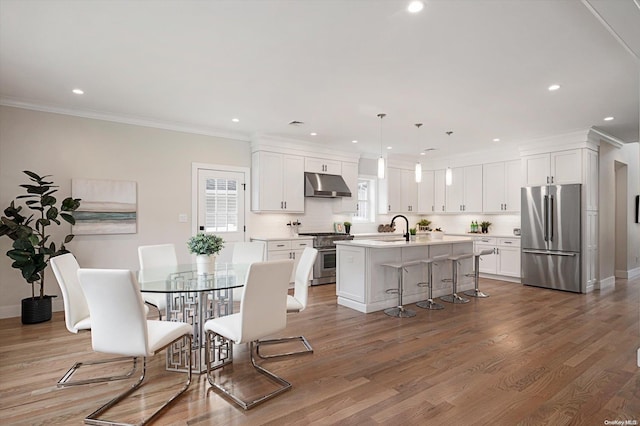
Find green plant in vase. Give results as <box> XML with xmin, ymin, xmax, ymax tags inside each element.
<box><xmin>187</xmin><ymin>233</ymin><xmax>224</xmax><ymax>275</ymax></box>
<box><xmin>343</xmin><ymin>221</ymin><xmax>352</xmax><ymax>234</ymax></box>
<box><xmin>480</xmin><ymin>221</ymin><xmax>492</xmax><ymax>233</ymax></box>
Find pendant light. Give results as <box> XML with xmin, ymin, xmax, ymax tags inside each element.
<box><xmin>377</xmin><ymin>113</ymin><xmax>386</xmax><ymax>179</ymax></box>
<box><xmin>414</xmin><ymin>123</ymin><xmax>423</xmax><ymax>183</ymax></box>
<box><xmin>445</xmin><ymin>131</ymin><xmax>453</xmax><ymax>186</ymax></box>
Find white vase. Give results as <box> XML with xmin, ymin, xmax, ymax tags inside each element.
<box><xmin>196</xmin><ymin>254</ymin><xmax>214</xmax><ymax>275</ymax></box>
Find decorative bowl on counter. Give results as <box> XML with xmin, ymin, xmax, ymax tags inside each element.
<box><xmin>426</xmin><ymin>231</ymin><xmax>444</xmax><ymax>240</ymax></box>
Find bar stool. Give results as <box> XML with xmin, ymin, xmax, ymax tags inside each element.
<box><xmin>464</xmin><ymin>248</ymin><xmax>494</xmax><ymax>298</ymax></box>
<box><xmin>382</xmin><ymin>260</ymin><xmax>421</xmax><ymax>318</ymax></box>
<box><xmin>416</xmin><ymin>254</ymin><xmax>450</xmax><ymax>310</ymax></box>
<box><xmin>440</xmin><ymin>253</ymin><xmax>474</xmax><ymax>304</ymax></box>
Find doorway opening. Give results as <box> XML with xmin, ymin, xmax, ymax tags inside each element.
<box><xmin>614</xmin><ymin>160</ymin><xmax>628</xmax><ymax>278</ymax></box>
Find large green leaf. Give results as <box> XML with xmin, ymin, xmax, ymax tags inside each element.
<box><xmin>46</xmin><ymin>206</ymin><xmax>59</xmax><ymax>220</ymax></box>
<box><xmin>64</xmin><ymin>234</ymin><xmax>74</xmax><ymax>243</ymax></box>
<box><xmin>22</xmin><ymin>170</ymin><xmax>42</xmax><ymax>181</ymax></box>
<box><xmin>41</xmin><ymin>195</ymin><xmax>56</xmax><ymax>206</ymax></box>
<box><xmin>60</xmin><ymin>213</ymin><xmax>75</xmax><ymax>225</ymax></box>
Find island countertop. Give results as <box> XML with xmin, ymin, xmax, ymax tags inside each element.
<box><xmin>335</xmin><ymin>235</ymin><xmax>473</xmax><ymax>248</ymax></box>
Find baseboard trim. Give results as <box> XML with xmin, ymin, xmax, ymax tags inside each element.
<box><xmin>597</xmin><ymin>276</ymin><xmax>616</xmax><ymax>290</ymax></box>
<box><xmin>614</xmin><ymin>267</ymin><xmax>640</xmax><ymax>280</ymax></box>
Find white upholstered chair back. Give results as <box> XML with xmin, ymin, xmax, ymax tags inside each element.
<box><xmin>78</xmin><ymin>269</ymin><xmax>150</xmax><ymax>357</ymax></box>
<box><xmin>292</xmin><ymin>247</ymin><xmax>318</xmax><ymax>312</ymax></box>
<box><xmin>138</xmin><ymin>244</ymin><xmax>177</xmax><ymax>269</ymax></box>
<box><xmin>238</xmin><ymin>260</ymin><xmax>293</xmax><ymax>343</ymax></box>
<box><xmin>51</xmin><ymin>253</ymin><xmax>90</xmax><ymax>334</ymax></box>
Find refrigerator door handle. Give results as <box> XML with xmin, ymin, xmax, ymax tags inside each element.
<box><xmin>549</xmin><ymin>195</ymin><xmax>554</xmax><ymax>242</ymax></box>
<box><xmin>522</xmin><ymin>249</ymin><xmax>577</xmax><ymax>257</ymax></box>
<box><xmin>543</xmin><ymin>195</ymin><xmax>549</xmax><ymax>241</ymax></box>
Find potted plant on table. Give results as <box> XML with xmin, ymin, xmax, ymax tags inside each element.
<box><xmin>187</xmin><ymin>232</ymin><xmax>224</xmax><ymax>275</ymax></box>
<box><xmin>0</xmin><ymin>171</ymin><xmax>81</xmax><ymax>324</ymax></box>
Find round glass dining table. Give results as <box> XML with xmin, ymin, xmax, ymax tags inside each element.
<box><xmin>137</xmin><ymin>262</ymin><xmax>250</xmax><ymax>373</ymax></box>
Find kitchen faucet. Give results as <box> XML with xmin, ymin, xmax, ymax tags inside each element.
<box><xmin>390</xmin><ymin>215</ymin><xmax>410</xmax><ymax>242</ymax></box>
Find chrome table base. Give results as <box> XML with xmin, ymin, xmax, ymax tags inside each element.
<box><xmin>384</xmin><ymin>306</ymin><xmax>416</xmax><ymax>318</ymax></box>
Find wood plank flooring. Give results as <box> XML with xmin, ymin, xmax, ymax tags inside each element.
<box><xmin>1</xmin><ymin>277</ymin><xmax>638</xmax><ymax>425</ymax></box>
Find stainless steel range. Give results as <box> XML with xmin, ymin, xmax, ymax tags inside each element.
<box><xmin>299</xmin><ymin>232</ymin><xmax>354</xmax><ymax>285</ymax></box>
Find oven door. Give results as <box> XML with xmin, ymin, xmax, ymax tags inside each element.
<box><xmin>311</xmin><ymin>248</ymin><xmax>337</xmax><ymax>285</ymax></box>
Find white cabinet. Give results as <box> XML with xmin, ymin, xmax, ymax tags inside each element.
<box><xmin>434</xmin><ymin>169</ymin><xmax>446</xmax><ymax>213</ymax></box>
<box><xmin>252</xmin><ymin>151</ymin><xmax>304</xmax><ymax>212</ymax></box>
<box><xmin>305</xmin><ymin>157</ymin><xmax>341</xmax><ymax>175</ymax></box>
<box><xmin>334</xmin><ymin>161</ymin><xmax>359</xmax><ymax>213</ymax></box>
<box><xmin>418</xmin><ymin>170</ymin><xmax>435</xmax><ymax>213</ymax></box>
<box><xmin>446</xmin><ymin>165</ymin><xmax>482</xmax><ymax>212</ymax></box>
<box><xmin>483</xmin><ymin>160</ymin><xmax>521</xmax><ymax>212</ymax></box>
<box><xmin>473</xmin><ymin>237</ymin><xmax>520</xmax><ymax>279</ymax></box>
<box><xmin>522</xmin><ymin>149</ymin><xmax>582</xmax><ymax>186</ymax></box>
<box><xmin>252</xmin><ymin>238</ymin><xmax>314</xmax><ymax>283</ymax></box>
<box><xmin>381</xmin><ymin>167</ymin><xmax>418</xmax><ymax>213</ymax></box>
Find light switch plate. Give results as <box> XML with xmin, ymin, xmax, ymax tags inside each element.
<box><xmin>178</xmin><ymin>213</ymin><xmax>188</xmax><ymax>223</ymax></box>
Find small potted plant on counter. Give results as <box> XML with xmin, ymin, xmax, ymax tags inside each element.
<box><xmin>187</xmin><ymin>232</ymin><xmax>224</xmax><ymax>275</ymax></box>
<box><xmin>417</xmin><ymin>219</ymin><xmax>431</xmax><ymax>233</ymax></box>
<box><xmin>409</xmin><ymin>228</ymin><xmax>417</xmax><ymax>241</ymax></box>
<box><xmin>0</xmin><ymin>171</ymin><xmax>81</xmax><ymax>324</ymax></box>
<box><xmin>480</xmin><ymin>221</ymin><xmax>492</xmax><ymax>234</ymax></box>
<box><xmin>343</xmin><ymin>221</ymin><xmax>352</xmax><ymax>234</ymax></box>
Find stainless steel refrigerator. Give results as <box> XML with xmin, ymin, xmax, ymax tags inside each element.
<box><xmin>521</xmin><ymin>184</ymin><xmax>582</xmax><ymax>293</ymax></box>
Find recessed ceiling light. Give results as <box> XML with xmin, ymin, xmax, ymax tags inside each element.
<box><xmin>407</xmin><ymin>1</ymin><xmax>424</xmax><ymax>13</ymax></box>
<box><xmin>548</xmin><ymin>84</ymin><xmax>560</xmax><ymax>91</ymax></box>
<box><xmin>493</xmin><ymin>138</ymin><xmax>500</xmax><ymax>142</ymax></box>
<box><xmin>72</xmin><ymin>88</ymin><xmax>84</xmax><ymax>95</ymax></box>
<box><xmin>420</xmin><ymin>152</ymin><xmax>426</xmax><ymax>156</ymax></box>
<box><xmin>231</xmin><ymin>118</ymin><xmax>239</xmax><ymax>123</ymax></box>
<box><xmin>386</xmin><ymin>146</ymin><xmax>392</xmax><ymax>150</ymax></box>
<box><xmin>310</xmin><ymin>132</ymin><xmax>317</xmax><ymax>136</ymax></box>
<box><xmin>352</xmin><ymin>140</ymin><xmax>358</xmax><ymax>144</ymax></box>
<box><xmin>604</xmin><ymin>116</ymin><xmax>614</xmax><ymax>121</ymax></box>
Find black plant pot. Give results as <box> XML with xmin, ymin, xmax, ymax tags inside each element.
<box><xmin>21</xmin><ymin>295</ymin><xmax>55</xmax><ymax>325</ymax></box>
<box><xmin>345</xmin><ymin>225</ymin><xmax>351</xmax><ymax>234</ymax></box>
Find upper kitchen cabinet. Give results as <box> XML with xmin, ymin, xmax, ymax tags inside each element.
<box><xmin>417</xmin><ymin>170</ymin><xmax>435</xmax><ymax>213</ymax></box>
<box><xmin>483</xmin><ymin>160</ymin><xmax>521</xmax><ymax>212</ymax></box>
<box><xmin>522</xmin><ymin>149</ymin><xmax>582</xmax><ymax>186</ymax></box>
<box><xmin>305</xmin><ymin>157</ymin><xmax>341</xmax><ymax>175</ymax></box>
<box><xmin>380</xmin><ymin>167</ymin><xmax>418</xmax><ymax>213</ymax></box>
<box><xmin>433</xmin><ymin>169</ymin><xmax>447</xmax><ymax>213</ymax></box>
<box><xmin>251</xmin><ymin>151</ymin><xmax>304</xmax><ymax>212</ymax></box>
<box><xmin>333</xmin><ymin>161</ymin><xmax>359</xmax><ymax>213</ymax></box>
<box><xmin>445</xmin><ymin>165</ymin><xmax>482</xmax><ymax>213</ymax></box>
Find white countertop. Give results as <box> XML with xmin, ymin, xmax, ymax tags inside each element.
<box><xmin>251</xmin><ymin>235</ymin><xmax>315</xmax><ymax>241</ymax></box>
<box><xmin>446</xmin><ymin>232</ymin><xmax>521</xmax><ymax>239</ymax></box>
<box><xmin>336</xmin><ymin>235</ymin><xmax>473</xmax><ymax>248</ymax></box>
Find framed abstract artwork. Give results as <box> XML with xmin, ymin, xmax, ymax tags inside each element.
<box><xmin>71</xmin><ymin>179</ymin><xmax>137</xmax><ymax>234</ymax></box>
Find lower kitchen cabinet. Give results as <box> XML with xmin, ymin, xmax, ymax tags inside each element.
<box><xmin>472</xmin><ymin>236</ymin><xmax>521</xmax><ymax>281</ymax></box>
<box><xmin>251</xmin><ymin>237</ymin><xmax>313</xmax><ymax>283</ymax></box>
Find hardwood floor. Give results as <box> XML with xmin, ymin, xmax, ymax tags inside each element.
<box><xmin>1</xmin><ymin>277</ymin><xmax>638</xmax><ymax>425</ymax></box>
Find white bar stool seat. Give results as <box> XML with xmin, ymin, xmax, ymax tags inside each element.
<box><xmin>440</xmin><ymin>252</ymin><xmax>474</xmax><ymax>304</ymax></box>
<box><xmin>382</xmin><ymin>260</ymin><xmax>422</xmax><ymax>318</ymax></box>
<box><xmin>464</xmin><ymin>248</ymin><xmax>495</xmax><ymax>298</ymax></box>
<box><xmin>416</xmin><ymin>254</ymin><xmax>450</xmax><ymax>310</ymax></box>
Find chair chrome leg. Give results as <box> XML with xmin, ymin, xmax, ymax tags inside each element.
<box><xmin>57</xmin><ymin>356</ymin><xmax>138</xmax><ymax>388</ymax></box>
<box><xmin>84</xmin><ymin>335</ymin><xmax>192</xmax><ymax>426</ymax></box>
<box><xmin>440</xmin><ymin>260</ymin><xmax>469</xmax><ymax>304</ymax></box>
<box><xmin>464</xmin><ymin>255</ymin><xmax>489</xmax><ymax>298</ymax></box>
<box><xmin>206</xmin><ymin>332</ymin><xmax>291</xmax><ymax>410</ymax></box>
<box><xmin>144</xmin><ymin>301</ymin><xmax>162</xmax><ymax>320</ymax></box>
<box><xmin>416</xmin><ymin>299</ymin><xmax>445</xmax><ymax>310</ymax></box>
<box><xmin>256</xmin><ymin>335</ymin><xmax>313</xmax><ymax>359</ymax></box>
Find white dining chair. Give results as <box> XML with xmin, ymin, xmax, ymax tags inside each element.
<box><xmin>256</xmin><ymin>247</ymin><xmax>318</xmax><ymax>359</ymax></box>
<box><xmin>231</xmin><ymin>241</ymin><xmax>266</xmax><ymax>299</ymax></box>
<box><xmin>78</xmin><ymin>268</ymin><xmax>193</xmax><ymax>425</ymax></box>
<box><xmin>204</xmin><ymin>259</ymin><xmax>294</xmax><ymax>410</ymax></box>
<box><xmin>50</xmin><ymin>253</ymin><xmax>138</xmax><ymax>387</ymax></box>
<box><xmin>138</xmin><ymin>243</ymin><xmax>178</xmax><ymax>319</ymax></box>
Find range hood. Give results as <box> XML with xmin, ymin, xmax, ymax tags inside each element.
<box><xmin>304</xmin><ymin>172</ymin><xmax>352</xmax><ymax>198</ymax></box>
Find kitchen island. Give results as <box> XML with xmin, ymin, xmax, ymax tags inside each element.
<box><xmin>335</xmin><ymin>236</ymin><xmax>474</xmax><ymax>313</ymax></box>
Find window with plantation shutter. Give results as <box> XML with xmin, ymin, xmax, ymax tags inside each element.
<box><xmin>204</xmin><ymin>178</ymin><xmax>238</xmax><ymax>232</ymax></box>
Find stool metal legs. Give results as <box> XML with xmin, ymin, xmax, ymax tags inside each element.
<box><xmin>464</xmin><ymin>254</ymin><xmax>489</xmax><ymax>298</ymax></box>
<box><xmin>440</xmin><ymin>260</ymin><xmax>470</xmax><ymax>304</ymax></box>
<box><xmin>416</xmin><ymin>261</ymin><xmax>444</xmax><ymax>310</ymax></box>
<box><xmin>384</xmin><ymin>266</ymin><xmax>416</xmax><ymax>318</ymax></box>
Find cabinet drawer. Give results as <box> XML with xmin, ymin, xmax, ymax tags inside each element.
<box><xmin>475</xmin><ymin>237</ymin><xmax>497</xmax><ymax>245</ymax></box>
<box><xmin>292</xmin><ymin>239</ymin><xmax>313</xmax><ymax>249</ymax></box>
<box><xmin>498</xmin><ymin>238</ymin><xmax>520</xmax><ymax>248</ymax></box>
<box><xmin>267</xmin><ymin>240</ymin><xmax>292</xmax><ymax>251</ymax></box>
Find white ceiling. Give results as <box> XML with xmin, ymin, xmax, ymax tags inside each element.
<box><xmin>1</xmin><ymin>0</ymin><xmax>638</xmax><ymax>160</ymax></box>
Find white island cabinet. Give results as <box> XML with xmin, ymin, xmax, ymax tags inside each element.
<box><xmin>335</xmin><ymin>236</ymin><xmax>474</xmax><ymax>313</ymax></box>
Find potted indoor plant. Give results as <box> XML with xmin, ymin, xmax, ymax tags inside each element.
<box><xmin>480</xmin><ymin>221</ymin><xmax>492</xmax><ymax>233</ymax></box>
<box><xmin>0</xmin><ymin>171</ymin><xmax>81</xmax><ymax>324</ymax></box>
<box><xmin>417</xmin><ymin>219</ymin><xmax>431</xmax><ymax>233</ymax></box>
<box><xmin>187</xmin><ymin>232</ymin><xmax>224</xmax><ymax>275</ymax></box>
<box><xmin>343</xmin><ymin>221</ymin><xmax>352</xmax><ymax>234</ymax></box>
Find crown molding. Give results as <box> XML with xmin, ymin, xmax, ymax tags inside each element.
<box><xmin>0</xmin><ymin>97</ymin><xmax>251</xmax><ymax>142</ymax></box>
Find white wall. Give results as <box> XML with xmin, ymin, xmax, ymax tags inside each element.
<box><xmin>599</xmin><ymin>141</ymin><xmax>640</xmax><ymax>282</ymax></box>
<box><xmin>0</xmin><ymin>106</ymin><xmax>251</xmax><ymax>318</ymax></box>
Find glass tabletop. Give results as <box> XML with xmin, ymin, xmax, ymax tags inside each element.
<box><xmin>137</xmin><ymin>262</ymin><xmax>250</xmax><ymax>293</ymax></box>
